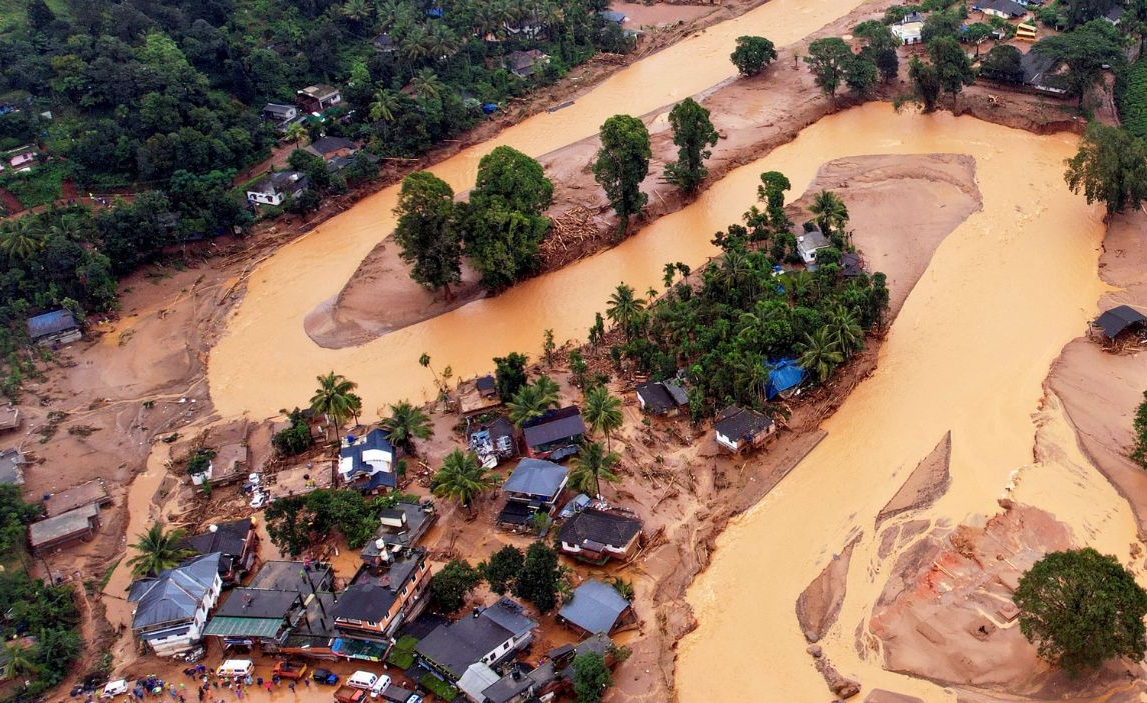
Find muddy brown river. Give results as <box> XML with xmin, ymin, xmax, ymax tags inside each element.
<box><xmin>202</xmin><ymin>1</ymin><xmax>1143</xmax><ymax>699</ymax></box>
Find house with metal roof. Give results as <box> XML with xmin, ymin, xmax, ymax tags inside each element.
<box><xmin>1092</xmin><ymin>305</ymin><xmax>1147</xmax><ymax>342</ymax></box>
<box><xmin>521</xmin><ymin>406</ymin><xmax>585</xmax><ymax>459</ymax></box>
<box><xmin>339</xmin><ymin>428</ymin><xmax>396</xmax><ymax>492</ymax></box>
<box><xmin>557</xmin><ymin>579</ymin><xmax>634</xmax><ymax>636</ymax></box>
<box><xmin>415</xmin><ymin>597</ymin><xmax>537</xmax><ymax>682</ymax></box>
<box><xmin>796</xmin><ymin>228</ymin><xmax>833</xmax><ymax>265</ymax></box>
<box><xmin>128</xmin><ymin>553</ymin><xmax>223</xmax><ymax>656</ymax></box>
<box><xmin>0</xmin><ymin>448</ymin><xmax>25</xmax><ymax>485</ymax></box>
<box><xmin>44</xmin><ymin>479</ymin><xmax>111</xmax><ymax>517</ymax></box>
<box><xmin>557</xmin><ymin>508</ymin><xmax>643</xmax><ymax>564</ymax></box>
<box><xmin>498</xmin><ymin>458</ymin><xmax>568</xmax><ymax>526</ymax></box>
<box><xmin>305</xmin><ymin>136</ymin><xmax>358</xmax><ymax>162</ymax></box>
<box><xmin>26</xmin><ymin>309</ymin><xmax>81</xmax><ymax>346</ymax></box>
<box><xmin>28</xmin><ymin>503</ymin><xmax>101</xmax><ymax>553</ymax></box>
<box><xmin>246</xmin><ymin>171</ymin><xmax>310</xmax><ymax>206</ymax></box>
<box><xmin>976</xmin><ymin>0</ymin><xmax>1028</xmax><ymax>18</ymax></box>
<box><xmin>713</xmin><ymin>405</ymin><xmax>775</xmax><ymax>453</ymax></box>
<box><xmin>178</xmin><ymin>518</ymin><xmax>259</xmax><ymax>586</ymax></box>
<box><xmin>330</xmin><ymin>549</ymin><xmax>431</xmax><ymax>641</ymax></box>
<box><xmin>296</xmin><ymin>84</ymin><xmax>341</xmax><ymax>113</ymax></box>
<box><xmin>203</xmin><ymin>588</ymin><xmax>302</xmax><ymax>651</ymax></box>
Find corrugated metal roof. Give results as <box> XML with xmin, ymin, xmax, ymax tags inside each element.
<box><xmin>26</xmin><ymin>310</ymin><xmax>77</xmax><ymax>339</ymax></box>
<box><xmin>203</xmin><ymin>616</ymin><xmax>283</xmax><ymax>638</ymax></box>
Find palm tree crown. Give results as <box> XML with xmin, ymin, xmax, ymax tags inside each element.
<box><xmin>605</xmin><ymin>283</ymin><xmax>647</xmax><ymax>339</ymax></box>
<box><xmin>798</xmin><ymin>328</ymin><xmax>844</xmax><ymax>384</ymax></box>
<box><xmin>0</xmin><ymin>640</ymin><xmax>38</xmax><ymax>680</ymax></box>
<box><xmin>507</xmin><ymin>376</ymin><xmax>561</xmax><ymax>427</ymax></box>
<box><xmin>127</xmin><ymin>523</ymin><xmax>195</xmax><ymax>577</ymax></box>
<box><xmin>808</xmin><ymin>189</ymin><xmax>849</xmax><ymax>236</ymax></box>
<box><xmin>582</xmin><ymin>385</ymin><xmax>623</xmax><ymax>451</ymax></box>
<box><xmin>0</xmin><ymin>219</ymin><xmax>45</xmax><ymax>260</ymax></box>
<box><xmin>569</xmin><ymin>441</ymin><xmax>621</xmax><ymax>497</ymax></box>
<box><xmin>431</xmin><ymin>450</ymin><xmax>494</xmax><ymax>511</ymax></box>
<box><xmin>382</xmin><ymin>400</ymin><xmax>434</xmax><ymax>455</ymax></box>
<box><xmin>310</xmin><ymin>372</ymin><xmax>362</xmax><ymax>439</ymax></box>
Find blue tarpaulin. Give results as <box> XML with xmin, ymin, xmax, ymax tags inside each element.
<box><xmin>765</xmin><ymin>358</ymin><xmax>806</xmax><ymax>400</ymax></box>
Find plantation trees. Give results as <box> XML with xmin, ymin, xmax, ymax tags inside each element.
<box><xmin>593</xmin><ymin>114</ymin><xmax>651</xmax><ymax>235</ymax></box>
<box><xmin>665</xmin><ymin>98</ymin><xmax>719</xmax><ymax>194</ymax></box>
<box><xmin>1014</xmin><ymin>548</ymin><xmax>1147</xmax><ymax>674</ymax></box>
<box><xmin>393</xmin><ymin>171</ymin><xmax>462</xmax><ymax>300</ymax></box>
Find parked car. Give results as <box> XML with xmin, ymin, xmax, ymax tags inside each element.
<box><xmin>250</xmin><ymin>491</ymin><xmax>268</xmax><ymax>509</ymax></box>
<box><xmin>312</xmin><ymin>669</ymin><xmax>339</xmax><ymax>685</ymax></box>
<box><xmin>272</xmin><ymin>661</ymin><xmax>308</xmax><ymax>680</ymax></box>
<box><xmin>100</xmin><ymin>680</ymin><xmax>128</xmax><ymax>699</ymax></box>
<box><xmin>346</xmin><ymin>672</ymin><xmax>378</xmax><ymax>691</ymax></box>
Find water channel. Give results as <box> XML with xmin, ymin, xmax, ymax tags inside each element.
<box><xmin>201</xmin><ymin>0</ymin><xmax>1143</xmax><ymax>698</ymax></box>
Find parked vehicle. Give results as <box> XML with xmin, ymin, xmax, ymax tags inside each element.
<box><xmin>175</xmin><ymin>646</ymin><xmax>205</xmax><ymax>663</ymax></box>
<box><xmin>346</xmin><ymin>672</ymin><xmax>378</xmax><ymax>691</ymax></box>
<box><xmin>250</xmin><ymin>491</ymin><xmax>268</xmax><ymax>509</ymax></box>
<box><xmin>369</xmin><ymin>676</ymin><xmax>392</xmax><ymax>699</ymax></box>
<box><xmin>379</xmin><ymin>685</ymin><xmax>421</xmax><ymax>703</ymax></box>
<box><xmin>333</xmin><ymin>686</ymin><xmax>366</xmax><ymax>703</ymax></box>
<box><xmin>100</xmin><ymin>680</ymin><xmax>128</xmax><ymax>699</ymax></box>
<box><xmin>312</xmin><ymin>668</ymin><xmax>339</xmax><ymax>685</ymax></box>
<box><xmin>216</xmin><ymin>660</ymin><xmax>255</xmax><ymax>678</ymax></box>
<box><xmin>272</xmin><ymin>661</ymin><xmax>308</xmax><ymax>680</ymax></box>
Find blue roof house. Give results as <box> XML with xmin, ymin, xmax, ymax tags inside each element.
<box><xmin>128</xmin><ymin>553</ymin><xmax>223</xmax><ymax>656</ymax></box>
<box><xmin>339</xmin><ymin>429</ymin><xmax>396</xmax><ymax>491</ymax></box>
<box><xmin>765</xmin><ymin>358</ymin><xmax>807</xmax><ymax>400</ymax></box>
<box><xmin>27</xmin><ymin>309</ymin><xmax>81</xmax><ymax>346</ymax></box>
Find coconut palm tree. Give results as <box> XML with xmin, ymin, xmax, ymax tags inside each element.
<box><xmin>0</xmin><ymin>640</ymin><xmax>38</xmax><ymax>680</ymax></box>
<box><xmin>284</xmin><ymin>122</ymin><xmax>308</xmax><ymax>150</ymax></box>
<box><xmin>431</xmin><ymin>449</ymin><xmax>494</xmax><ymax>513</ymax></box>
<box><xmin>369</xmin><ymin>88</ymin><xmax>402</xmax><ymax>124</ymax></box>
<box><xmin>605</xmin><ymin>283</ymin><xmax>647</xmax><ymax>339</ymax></box>
<box><xmin>381</xmin><ymin>400</ymin><xmax>434</xmax><ymax>455</ymax></box>
<box><xmin>568</xmin><ymin>440</ymin><xmax>620</xmax><ymax>497</ymax></box>
<box><xmin>808</xmin><ymin>189</ymin><xmax>849</xmax><ymax>236</ymax></box>
<box><xmin>310</xmin><ymin>372</ymin><xmax>362</xmax><ymax>440</ymax></box>
<box><xmin>0</xmin><ymin>219</ymin><xmax>44</xmax><ymax>260</ymax></box>
<box><xmin>582</xmin><ymin>385</ymin><xmax>623</xmax><ymax>452</ymax></box>
<box><xmin>825</xmin><ymin>305</ymin><xmax>864</xmax><ymax>356</ymax></box>
<box><xmin>127</xmin><ymin>523</ymin><xmax>195</xmax><ymax>577</ymax></box>
<box><xmin>798</xmin><ymin>328</ymin><xmax>844</xmax><ymax>384</ymax></box>
<box><xmin>410</xmin><ymin>68</ymin><xmax>446</xmax><ymax>102</ymax></box>
<box><xmin>507</xmin><ymin>377</ymin><xmax>561</xmax><ymax>427</ymax></box>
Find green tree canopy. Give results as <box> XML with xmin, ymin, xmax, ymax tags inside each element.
<box><xmin>393</xmin><ymin>171</ymin><xmax>462</xmax><ymax>300</ymax></box>
<box><xmin>512</xmin><ymin>541</ymin><xmax>564</xmax><ymax>613</ymax></box>
<box><xmin>479</xmin><ymin>545</ymin><xmax>524</xmax><ymax>594</ymax></box>
<box><xmin>494</xmin><ymin>352</ymin><xmax>530</xmax><ymax>400</ymax></box>
<box><xmin>907</xmin><ymin>57</ymin><xmax>942</xmax><ymax>112</ymax></box>
<box><xmin>854</xmin><ymin>20</ymin><xmax>899</xmax><ymax>83</ymax></box>
<box><xmin>127</xmin><ymin>523</ymin><xmax>195</xmax><ymax>577</ymax></box>
<box><xmin>507</xmin><ymin>376</ymin><xmax>561</xmax><ymax>427</ymax></box>
<box><xmin>592</xmin><ymin>114</ymin><xmax>651</xmax><ymax>235</ymax></box>
<box><xmin>582</xmin><ymin>385</ymin><xmax>623</xmax><ymax>452</ymax></box>
<box><xmin>1014</xmin><ymin>548</ymin><xmax>1147</xmax><ymax>674</ymax></box>
<box><xmin>981</xmin><ymin>45</ymin><xmax>1025</xmax><ymax>83</ymax></box>
<box><xmin>429</xmin><ymin>559</ymin><xmax>482</xmax><ymax>612</ymax></box>
<box><xmin>430</xmin><ymin>449</ymin><xmax>495</xmax><ymax>511</ymax></box>
<box><xmin>804</xmin><ymin>38</ymin><xmax>854</xmax><ymax>107</ymax></box>
<box><xmin>263</xmin><ymin>489</ymin><xmax>381</xmax><ymax>557</ymax></box>
<box><xmin>310</xmin><ymin>372</ymin><xmax>362</xmax><ymax>439</ymax></box>
<box><xmin>381</xmin><ymin>400</ymin><xmax>433</xmax><ymax>455</ymax></box>
<box><xmin>569</xmin><ymin>440</ymin><xmax>621</xmax><ymax>497</ymax></box>
<box><xmin>665</xmin><ymin>98</ymin><xmax>719</xmax><ymax>194</ymax></box>
<box><xmin>1032</xmin><ymin>20</ymin><xmax>1125</xmax><ymax>108</ymax></box>
<box><xmin>729</xmin><ymin>35</ymin><xmax>778</xmax><ymax>77</ymax></box>
<box><xmin>572</xmin><ymin>651</ymin><xmax>613</xmax><ymax>703</ymax></box>
<box><xmin>605</xmin><ymin>283</ymin><xmax>647</xmax><ymax>339</ymax></box>
<box><xmin>1064</xmin><ymin>123</ymin><xmax>1147</xmax><ymax>215</ymax></box>
<box><xmin>928</xmin><ymin>36</ymin><xmax>975</xmax><ymax>111</ymax></box>
<box><xmin>459</xmin><ymin>146</ymin><xmax>554</xmax><ymax>291</ymax></box>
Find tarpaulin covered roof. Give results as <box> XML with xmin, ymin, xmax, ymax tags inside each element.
<box><xmin>1094</xmin><ymin>305</ymin><xmax>1147</xmax><ymax>339</ymax></box>
<box><xmin>766</xmin><ymin>358</ymin><xmax>806</xmax><ymax>399</ymax></box>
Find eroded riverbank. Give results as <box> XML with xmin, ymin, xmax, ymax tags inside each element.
<box><xmin>675</xmin><ymin>108</ymin><xmax>1139</xmax><ymax>701</ymax></box>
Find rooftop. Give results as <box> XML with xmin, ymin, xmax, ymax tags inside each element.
<box><xmin>307</xmin><ymin>136</ymin><xmax>356</xmax><ymax>157</ymax></box>
<box><xmin>212</xmin><ymin>588</ymin><xmax>299</xmax><ymax>620</ymax></box>
<box><xmin>557</xmin><ymin>508</ymin><xmax>642</xmax><ymax>550</ymax></box>
<box><xmin>128</xmin><ymin>553</ymin><xmax>222</xmax><ymax>630</ymax></box>
<box><xmin>522</xmin><ymin>407</ymin><xmax>586</xmax><ymax>449</ymax></box>
<box><xmin>360</xmin><ymin>503</ymin><xmax>436</xmax><ymax>560</ymax></box>
<box><xmin>1094</xmin><ymin>305</ymin><xmax>1147</xmax><ymax>339</ymax></box>
<box><xmin>636</xmin><ymin>381</ymin><xmax>676</xmax><ymax>414</ymax></box>
<box><xmin>28</xmin><ymin>502</ymin><xmax>99</xmax><ymax>548</ymax></box>
<box><xmin>298</xmin><ymin>84</ymin><xmax>339</xmax><ymax>99</ymax></box>
<box><xmin>503</xmin><ymin>458</ymin><xmax>568</xmax><ymax>499</ymax></box>
<box><xmin>248</xmin><ymin>560</ymin><xmax>333</xmax><ymax>594</ymax></box>
<box><xmin>179</xmin><ymin>518</ymin><xmax>253</xmax><ymax>559</ymax></box>
<box><xmin>415</xmin><ymin>598</ymin><xmax>537</xmax><ymax>679</ymax></box>
<box><xmin>713</xmin><ymin>405</ymin><xmax>774</xmax><ymax>442</ymax></box>
<box><xmin>0</xmin><ymin>448</ymin><xmax>24</xmax><ymax>485</ymax></box>
<box><xmin>44</xmin><ymin>479</ymin><xmax>110</xmax><ymax>517</ymax></box>
<box><xmin>558</xmin><ymin>579</ymin><xmax>631</xmax><ymax>634</ymax></box>
<box><xmin>26</xmin><ymin>309</ymin><xmax>78</xmax><ymax>339</ymax></box>
<box><xmin>0</xmin><ymin>405</ymin><xmax>19</xmax><ymax>431</ymax></box>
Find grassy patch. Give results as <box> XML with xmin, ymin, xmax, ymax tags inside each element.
<box><xmin>386</xmin><ymin>635</ymin><xmax>417</xmax><ymax>669</ymax></box>
<box><xmin>419</xmin><ymin>674</ymin><xmax>457</xmax><ymax>702</ymax></box>
<box><xmin>0</xmin><ymin>163</ymin><xmax>65</xmax><ymax>208</ymax></box>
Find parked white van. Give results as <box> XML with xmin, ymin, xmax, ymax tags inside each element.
<box><xmin>369</xmin><ymin>675</ymin><xmax>392</xmax><ymax>698</ymax></box>
<box><xmin>347</xmin><ymin>672</ymin><xmax>378</xmax><ymax>691</ymax></box>
<box><xmin>101</xmin><ymin>680</ymin><xmax>129</xmax><ymax>699</ymax></box>
<box><xmin>216</xmin><ymin>660</ymin><xmax>254</xmax><ymax>678</ymax></box>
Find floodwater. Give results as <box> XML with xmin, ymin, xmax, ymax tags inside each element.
<box><xmin>675</xmin><ymin>108</ymin><xmax>1141</xmax><ymax>700</ymax></box>
<box><xmin>207</xmin><ymin>0</ymin><xmax>872</xmax><ymax>419</ymax></box>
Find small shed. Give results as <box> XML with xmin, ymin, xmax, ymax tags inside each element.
<box><xmin>45</xmin><ymin>479</ymin><xmax>111</xmax><ymax>517</ymax></box>
<box><xmin>713</xmin><ymin>405</ymin><xmax>775</xmax><ymax>453</ymax></box>
<box><xmin>29</xmin><ymin>503</ymin><xmax>100</xmax><ymax>552</ymax></box>
<box><xmin>0</xmin><ymin>448</ymin><xmax>25</xmax><ymax>485</ymax></box>
<box><xmin>1092</xmin><ymin>305</ymin><xmax>1147</xmax><ymax>343</ymax></box>
<box><xmin>27</xmin><ymin>310</ymin><xmax>81</xmax><ymax>346</ymax></box>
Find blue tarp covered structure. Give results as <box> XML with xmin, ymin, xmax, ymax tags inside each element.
<box><xmin>765</xmin><ymin>358</ymin><xmax>806</xmax><ymax>400</ymax></box>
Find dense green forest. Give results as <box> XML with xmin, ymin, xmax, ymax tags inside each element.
<box><xmin>0</xmin><ymin>0</ymin><xmax>631</xmax><ymax>395</ymax></box>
